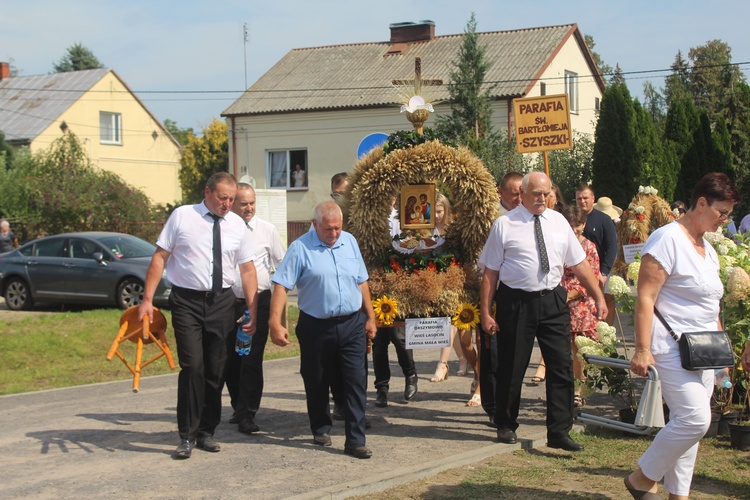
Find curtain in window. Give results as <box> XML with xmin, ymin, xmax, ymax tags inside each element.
<box><xmin>269</xmin><ymin>152</ymin><xmax>287</xmax><ymax>188</ymax></box>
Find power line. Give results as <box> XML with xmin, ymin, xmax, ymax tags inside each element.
<box><xmin>2</xmin><ymin>61</ymin><xmax>747</xmax><ymax>98</ymax></box>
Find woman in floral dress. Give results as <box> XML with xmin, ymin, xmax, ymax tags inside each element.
<box><xmin>560</xmin><ymin>206</ymin><xmax>600</xmax><ymax>407</ymax></box>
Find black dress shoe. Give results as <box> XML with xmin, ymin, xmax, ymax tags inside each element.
<box><xmin>313</xmin><ymin>433</ymin><xmax>332</xmax><ymax>446</ymax></box>
<box><xmin>547</xmin><ymin>434</ymin><xmax>584</xmax><ymax>452</ymax></box>
<box><xmin>196</xmin><ymin>435</ymin><xmax>221</xmax><ymax>452</ymax></box>
<box><xmin>344</xmin><ymin>444</ymin><xmax>372</xmax><ymax>459</ymax></box>
<box><xmin>404</xmin><ymin>375</ymin><xmax>418</xmax><ymax>401</ymax></box>
<box><xmin>497</xmin><ymin>428</ymin><xmax>517</xmax><ymax>444</ymax></box>
<box><xmin>228</xmin><ymin>413</ymin><xmax>239</xmax><ymax>424</ymax></box>
<box><xmin>375</xmin><ymin>388</ymin><xmax>388</xmax><ymax>407</ymax></box>
<box><xmin>332</xmin><ymin>403</ymin><xmax>345</xmax><ymax>420</ymax></box>
<box><xmin>238</xmin><ymin>417</ymin><xmax>260</xmax><ymax>434</ymax></box>
<box><xmin>365</xmin><ymin>417</ymin><xmax>371</xmax><ymax>429</ymax></box>
<box><xmin>487</xmin><ymin>415</ymin><xmax>498</xmax><ymax>428</ymax></box>
<box><xmin>174</xmin><ymin>439</ymin><xmax>194</xmax><ymax>459</ymax></box>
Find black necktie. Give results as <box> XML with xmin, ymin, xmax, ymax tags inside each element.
<box><xmin>210</xmin><ymin>213</ymin><xmax>222</xmax><ymax>293</ymax></box>
<box><xmin>534</xmin><ymin>214</ymin><xmax>550</xmax><ymax>274</ymax></box>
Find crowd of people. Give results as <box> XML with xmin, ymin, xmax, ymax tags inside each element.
<box><xmin>133</xmin><ymin>169</ymin><xmax>750</xmax><ymax>499</ymax></box>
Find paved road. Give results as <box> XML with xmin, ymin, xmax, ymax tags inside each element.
<box><xmin>0</xmin><ymin>340</ymin><xmax>623</xmax><ymax>499</ymax></box>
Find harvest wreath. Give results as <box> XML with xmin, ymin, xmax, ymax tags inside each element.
<box><xmin>611</xmin><ymin>186</ymin><xmax>676</xmax><ymax>276</ymax></box>
<box><xmin>345</xmin><ymin>130</ymin><xmax>498</xmax><ymax>322</ymax></box>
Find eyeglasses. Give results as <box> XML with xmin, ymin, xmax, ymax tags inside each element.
<box><xmin>677</xmin><ymin>208</ymin><xmax>686</xmax><ymax>214</ymax></box>
<box><xmin>330</xmin><ymin>192</ymin><xmax>343</xmax><ymax>201</ymax></box>
<box><xmin>709</xmin><ymin>204</ymin><xmax>731</xmax><ymax>221</ymax></box>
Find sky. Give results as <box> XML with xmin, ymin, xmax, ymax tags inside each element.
<box><xmin>3</xmin><ymin>0</ymin><xmax>750</xmax><ymax>132</ymax></box>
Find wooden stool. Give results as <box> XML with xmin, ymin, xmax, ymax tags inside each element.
<box><xmin>106</xmin><ymin>306</ymin><xmax>176</xmax><ymax>392</ymax></box>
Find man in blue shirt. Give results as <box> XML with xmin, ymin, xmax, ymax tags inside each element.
<box><xmin>269</xmin><ymin>201</ymin><xmax>377</xmax><ymax>459</ymax></box>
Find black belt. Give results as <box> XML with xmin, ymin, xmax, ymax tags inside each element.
<box><xmin>173</xmin><ymin>285</ymin><xmax>231</xmax><ymax>298</ymax></box>
<box><xmin>497</xmin><ymin>282</ymin><xmax>559</xmax><ymax>299</ymax></box>
<box><xmin>300</xmin><ymin>310</ymin><xmax>359</xmax><ymax>322</ymax></box>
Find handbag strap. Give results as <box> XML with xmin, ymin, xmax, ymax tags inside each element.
<box><xmin>654</xmin><ymin>307</ymin><xmax>680</xmax><ymax>342</ymax></box>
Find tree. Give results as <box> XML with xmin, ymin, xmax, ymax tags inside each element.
<box><xmin>591</xmin><ymin>83</ymin><xmax>638</xmax><ymax>207</ymax></box>
<box><xmin>642</xmin><ymin>81</ymin><xmax>666</xmax><ymax>132</ymax></box>
<box><xmin>179</xmin><ymin>119</ymin><xmax>228</xmax><ymax>203</ymax></box>
<box><xmin>52</xmin><ymin>43</ymin><xmax>104</xmax><ymax>72</ymax></box>
<box><xmin>610</xmin><ymin>63</ymin><xmax>625</xmax><ymax>85</ymax></box>
<box><xmin>687</xmin><ymin>39</ymin><xmax>744</xmax><ymax>122</ymax></box>
<box><xmin>0</xmin><ymin>132</ymin><xmax>151</xmax><ymax>237</ymax></box>
<box><xmin>0</xmin><ymin>130</ymin><xmax>13</xmax><ymax>169</ymax></box>
<box><xmin>584</xmin><ymin>34</ymin><xmax>613</xmax><ymax>80</ymax></box>
<box><xmin>664</xmin><ymin>50</ymin><xmax>691</xmax><ymax>108</ymax></box>
<box><xmin>633</xmin><ymin>100</ymin><xmax>677</xmax><ymax>200</ymax></box>
<box><xmin>163</xmin><ymin>119</ymin><xmax>195</xmax><ymax>147</ymax></box>
<box><xmin>436</xmin><ymin>12</ymin><xmax>495</xmax><ymax>140</ymax></box>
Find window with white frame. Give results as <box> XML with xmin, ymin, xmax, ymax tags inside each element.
<box><xmin>564</xmin><ymin>71</ymin><xmax>579</xmax><ymax>114</ymax></box>
<box><xmin>267</xmin><ymin>149</ymin><xmax>308</xmax><ymax>189</ymax></box>
<box><xmin>100</xmin><ymin>111</ymin><xmax>122</xmax><ymax>144</ymax></box>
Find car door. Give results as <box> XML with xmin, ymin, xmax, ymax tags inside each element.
<box><xmin>24</xmin><ymin>237</ymin><xmax>68</xmax><ymax>300</ymax></box>
<box><xmin>64</xmin><ymin>237</ymin><xmax>117</xmax><ymax>302</ymax></box>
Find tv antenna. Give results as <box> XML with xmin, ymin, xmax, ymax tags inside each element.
<box><xmin>243</xmin><ymin>23</ymin><xmax>249</xmax><ymax>89</ymax></box>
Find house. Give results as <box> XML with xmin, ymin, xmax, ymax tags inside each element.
<box><xmin>0</xmin><ymin>63</ymin><xmax>182</xmax><ymax>205</ymax></box>
<box><xmin>222</xmin><ymin>21</ymin><xmax>605</xmax><ymax>222</ymax></box>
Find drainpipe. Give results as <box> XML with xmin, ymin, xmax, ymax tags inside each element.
<box><xmin>230</xmin><ymin>116</ymin><xmax>238</xmax><ymax>177</ymax></box>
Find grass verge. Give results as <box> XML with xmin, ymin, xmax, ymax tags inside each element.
<box><xmin>359</xmin><ymin>428</ymin><xmax>750</xmax><ymax>499</ymax></box>
<box><xmin>0</xmin><ymin>305</ymin><xmax>300</xmax><ymax>395</ymax></box>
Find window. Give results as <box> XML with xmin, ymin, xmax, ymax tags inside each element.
<box><xmin>565</xmin><ymin>71</ymin><xmax>579</xmax><ymax>113</ymax></box>
<box><xmin>267</xmin><ymin>149</ymin><xmax>308</xmax><ymax>189</ymax></box>
<box><xmin>34</xmin><ymin>238</ymin><xmax>65</xmax><ymax>257</ymax></box>
<box><xmin>100</xmin><ymin>111</ymin><xmax>122</xmax><ymax>144</ymax></box>
<box><xmin>540</xmin><ymin>82</ymin><xmax>546</xmax><ymax>96</ymax></box>
<box><xmin>595</xmin><ymin>97</ymin><xmax>601</xmax><ymax>112</ymax></box>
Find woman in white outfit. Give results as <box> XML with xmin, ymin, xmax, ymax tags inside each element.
<box><xmin>292</xmin><ymin>164</ymin><xmax>306</xmax><ymax>188</ymax></box>
<box><xmin>626</xmin><ymin>172</ymin><xmax>740</xmax><ymax>500</ymax></box>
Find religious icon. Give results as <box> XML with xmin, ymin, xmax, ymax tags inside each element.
<box><xmin>400</xmin><ymin>184</ymin><xmax>436</xmax><ymax>230</ymax></box>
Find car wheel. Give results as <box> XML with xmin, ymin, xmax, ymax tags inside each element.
<box><xmin>117</xmin><ymin>278</ymin><xmax>144</xmax><ymax>309</ymax></box>
<box><xmin>4</xmin><ymin>277</ymin><xmax>33</xmax><ymax>311</ymax></box>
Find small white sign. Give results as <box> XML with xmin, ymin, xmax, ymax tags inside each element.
<box><xmin>621</xmin><ymin>243</ymin><xmax>645</xmax><ymax>264</ymax></box>
<box><xmin>405</xmin><ymin>317</ymin><xmax>451</xmax><ymax>349</ymax></box>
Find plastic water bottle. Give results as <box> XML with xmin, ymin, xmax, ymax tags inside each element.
<box><xmin>714</xmin><ymin>369</ymin><xmax>732</xmax><ymax>389</ymax></box>
<box><xmin>235</xmin><ymin>309</ymin><xmax>252</xmax><ymax>356</ymax></box>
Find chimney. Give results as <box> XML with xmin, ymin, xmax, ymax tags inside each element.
<box><xmin>389</xmin><ymin>20</ymin><xmax>435</xmax><ymax>44</ymax></box>
<box><xmin>0</xmin><ymin>62</ymin><xmax>10</xmax><ymax>81</ymax></box>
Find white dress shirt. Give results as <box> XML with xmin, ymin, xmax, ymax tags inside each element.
<box><xmin>156</xmin><ymin>202</ymin><xmax>256</xmax><ymax>291</ymax></box>
<box><xmin>478</xmin><ymin>205</ymin><xmax>584</xmax><ymax>291</ymax></box>
<box><xmin>233</xmin><ymin>216</ymin><xmax>286</xmax><ymax>297</ymax></box>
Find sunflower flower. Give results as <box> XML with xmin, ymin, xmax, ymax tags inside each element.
<box><xmin>453</xmin><ymin>302</ymin><xmax>480</xmax><ymax>331</ymax></box>
<box><xmin>373</xmin><ymin>295</ymin><xmax>399</xmax><ymax>325</ymax></box>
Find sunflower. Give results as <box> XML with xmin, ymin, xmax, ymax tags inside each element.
<box><xmin>373</xmin><ymin>295</ymin><xmax>399</xmax><ymax>325</ymax></box>
<box><xmin>453</xmin><ymin>302</ymin><xmax>480</xmax><ymax>331</ymax></box>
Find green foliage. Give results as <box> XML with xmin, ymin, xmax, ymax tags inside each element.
<box><xmin>584</xmin><ymin>34</ymin><xmax>613</xmax><ymax>79</ymax></box>
<box><xmin>179</xmin><ymin>118</ymin><xmax>228</xmax><ymax>203</ymax></box>
<box><xmin>52</xmin><ymin>43</ymin><xmax>104</xmax><ymax>72</ymax></box>
<box><xmin>633</xmin><ymin>100</ymin><xmax>677</xmax><ymax>200</ymax></box>
<box><xmin>535</xmin><ymin>132</ymin><xmax>594</xmax><ymax>202</ymax></box>
<box><xmin>382</xmin><ymin>127</ymin><xmax>455</xmax><ymax>154</ymax></box>
<box><xmin>436</xmin><ymin>12</ymin><xmax>495</xmax><ymax>140</ymax></box>
<box><xmin>0</xmin><ymin>130</ymin><xmax>14</xmax><ymax>170</ymax></box>
<box><xmin>163</xmin><ymin>119</ymin><xmax>195</xmax><ymax>147</ymax></box>
<box><xmin>591</xmin><ymin>83</ymin><xmax>638</xmax><ymax>208</ymax></box>
<box><xmin>0</xmin><ymin>133</ymin><xmax>151</xmax><ymax>238</ymax></box>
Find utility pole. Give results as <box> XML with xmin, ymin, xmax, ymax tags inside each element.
<box><xmin>243</xmin><ymin>23</ymin><xmax>249</xmax><ymax>90</ymax></box>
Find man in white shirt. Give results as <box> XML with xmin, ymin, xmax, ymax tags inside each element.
<box><xmin>223</xmin><ymin>184</ymin><xmax>286</xmax><ymax>435</ymax></box>
<box><xmin>139</xmin><ymin>172</ymin><xmax>258</xmax><ymax>459</ymax></box>
<box><xmin>479</xmin><ymin>171</ymin><xmax>605</xmax><ymax>452</ymax></box>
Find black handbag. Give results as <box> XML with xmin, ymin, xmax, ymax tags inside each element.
<box><xmin>654</xmin><ymin>308</ymin><xmax>734</xmax><ymax>370</ymax></box>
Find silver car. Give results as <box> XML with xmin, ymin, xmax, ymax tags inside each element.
<box><xmin>0</xmin><ymin>232</ymin><xmax>171</xmax><ymax>310</ymax></box>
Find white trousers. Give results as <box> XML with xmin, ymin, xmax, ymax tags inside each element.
<box><xmin>638</xmin><ymin>350</ymin><xmax>713</xmax><ymax>496</ymax></box>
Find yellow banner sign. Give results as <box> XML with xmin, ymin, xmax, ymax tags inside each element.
<box><xmin>513</xmin><ymin>94</ymin><xmax>572</xmax><ymax>153</ymax></box>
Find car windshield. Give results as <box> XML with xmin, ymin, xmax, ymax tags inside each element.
<box><xmin>99</xmin><ymin>235</ymin><xmax>156</xmax><ymax>259</ymax></box>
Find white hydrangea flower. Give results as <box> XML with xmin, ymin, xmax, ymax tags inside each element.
<box><xmin>634</xmin><ymin>206</ymin><xmax>645</xmax><ymax>215</ymax></box>
<box><xmin>718</xmin><ymin>243</ymin><xmax>729</xmax><ymax>256</ymax></box>
<box><xmin>628</xmin><ymin>202</ymin><xmax>636</xmax><ymax>210</ymax></box>
<box><xmin>638</xmin><ymin>186</ymin><xmax>645</xmax><ymax>193</ymax></box>
<box><xmin>627</xmin><ymin>261</ymin><xmax>641</xmax><ymax>286</ymax></box>
<box><xmin>608</xmin><ymin>275</ymin><xmax>630</xmax><ymax>296</ymax></box>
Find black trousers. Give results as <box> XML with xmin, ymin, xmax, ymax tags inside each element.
<box><xmin>297</xmin><ymin>310</ymin><xmax>367</xmax><ymax>446</ymax></box>
<box><xmin>222</xmin><ymin>289</ymin><xmax>271</xmax><ymax>419</ymax></box>
<box><xmin>478</xmin><ymin>324</ymin><xmax>497</xmax><ymax>417</ymax></box>
<box><xmin>170</xmin><ymin>286</ymin><xmax>235</xmax><ymax>440</ymax></box>
<box><xmin>372</xmin><ymin>326</ymin><xmax>416</xmax><ymax>390</ymax></box>
<box><xmin>493</xmin><ymin>283</ymin><xmax>574</xmax><ymax>437</ymax></box>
